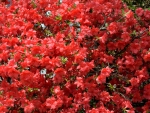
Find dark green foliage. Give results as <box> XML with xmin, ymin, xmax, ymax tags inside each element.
<box><xmin>77</xmin><ymin>108</ymin><xmax>85</xmax><ymax>113</ymax></box>
<box><xmin>89</xmin><ymin>97</ymin><xmax>99</xmax><ymax>108</ymax></box>
<box><xmin>123</xmin><ymin>0</ymin><xmax>150</xmax><ymax>11</ymax></box>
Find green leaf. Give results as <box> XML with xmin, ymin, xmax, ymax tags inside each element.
<box><xmin>122</xmin><ymin>108</ymin><xmax>127</xmax><ymax>113</ymax></box>
<box><xmin>28</xmin><ymin>88</ymin><xmax>39</xmax><ymax>92</ymax></box>
<box><xmin>107</xmin><ymin>83</ymin><xmax>116</xmax><ymax>91</ymax></box>
<box><xmin>13</xmin><ymin>8</ymin><xmax>19</xmax><ymax>14</ymax></box>
<box><xmin>121</xmin><ymin>9</ymin><xmax>125</xmax><ymax>15</ymax></box>
<box><xmin>45</xmin><ymin>30</ymin><xmax>53</xmax><ymax>36</ymax></box>
<box><xmin>45</xmin><ymin>72</ymin><xmax>55</xmax><ymax>79</ymax></box>
<box><xmin>72</xmin><ymin>3</ymin><xmax>77</xmax><ymax>9</ymax></box>
<box><xmin>0</xmin><ymin>90</ymin><xmax>3</xmax><ymax>95</ymax></box>
<box><xmin>31</xmin><ymin>0</ymin><xmax>37</xmax><ymax>8</ymax></box>
<box><xmin>60</xmin><ymin>56</ymin><xmax>68</xmax><ymax>64</ymax></box>
<box><xmin>55</xmin><ymin>15</ymin><xmax>62</xmax><ymax>21</ymax></box>
<box><xmin>146</xmin><ymin>8</ymin><xmax>150</xmax><ymax>10</ymax></box>
<box><xmin>28</xmin><ymin>88</ymin><xmax>34</xmax><ymax>92</ymax></box>
<box><xmin>89</xmin><ymin>97</ymin><xmax>98</xmax><ymax>108</ymax></box>
<box><xmin>131</xmin><ymin>30</ymin><xmax>137</xmax><ymax>37</ymax></box>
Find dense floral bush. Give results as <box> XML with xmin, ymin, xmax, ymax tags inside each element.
<box><xmin>0</xmin><ymin>0</ymin><xmax>150</xmax><ymax>112</ymax></box>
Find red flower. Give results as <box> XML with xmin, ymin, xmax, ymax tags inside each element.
<box><xmin>125</xmin><ymin>10</ymin><xmax>134</xmax><ymax>19</ymax></box>
<box><xmin>41</xmin><ymin>56</ymin><xmax>50</xmax><ymax>67</ymax></box>
<box><xmin>55</xmin><ymin>32</ymin><xmax>65</xmax><ymax>42</ymax></box>
<box><xmin>89</xmin><ymin>108</ymin><xmax>99</xmax><ymax>113</ymax></box>
<box><xmin>130</xmin><ymin>43</ymin><xmax>140</xmax><ymax>54</ymax></box>
<box><xmin>121</xmin><ymin>32</ymin><xmax>130</xmax><ymax>42</ymax></box>
<box><xmin>99</xmin><ymin>33</ymin><xmax>108</xmax><ymax>44</ymax></box>
<box><xmin>130</xmin><ymin>77</ymin><xmax>140</xmax><ymax>87</ymax></box>
<box><xmin>0</xmin><ymin>106</ymin><xmax>7</xmax><ymax>113</ymax></box>
<box><xmin>107</xmin><ymin>42</ymin><xmax>117</xmax><ymax>50</ymax></box>
<box><xmin>74</xmin><ymin>47</ymin><xmax>87</xmax><ymax>63</ymax></box>
<box><xmin>0</xmin><ymin>51</ymin><xmax>9</xmax><ymax>62</ymax></box>
<box><xmin>4</xmin><ymin>98</ymin><xmax>14</xmax><ymax>107</ymax></box>
<box><xmin>53</xmin><ymin>68</ymin><xmax>66</xmax><ymax>84</ymax></box>
<box><xmin>121</xmin><ymin>101</ymin><xmax>134</xmax><ymax>113</ymax></box>
<box><xmin>7</xmin><ymin>67</ymin><xmax>20</xmax><ymax>79</ymax></box>
<box><xmin>9</xmin><ymin>37</ymin><xmax>19</xmax><ymax>47</ymax></box>
<box><xmin>135</xmin><ymin>8</ymin><xmax>144</xmax><ymax>16</ymax></box>
<box><xmin>30</xmin><ymin>56</ymin><xmax>40</xmax><ymax>67</ymax></box>
<box><xmin>107</xmin><ymin>22</ymin><xmax>119</xmax><ymax>34</ymax></box>
<box><xmin>142</xmin><ymin>101</ymin><xmax>150</xmax><ymax>113</ymax></box>
<box><xmin>112</xmin><ymin>93</ymin><xmax>125</xmax><ymax>106</ymax></box>
<box><xmin>30</xmin><ymin>100</ymin><xmax>41</xmax><ymax>110</ymax></box>
<box><xmin>132</xmin><ymin>90</ymin><xmax>142</xmax><ymax>102</ymax></box>
<box><xmin>101</xmin><ymin>67</ymin><xmax>113</xmax><ymax>77</ymax></box>
<box><xmin>144</xmin><ymin>10</ymin><xmax>150</xmax><ymax>20</ymax></box>
<box><xmin>143</xmin><ymin>84</ymin><xmax>150</xmax><ymax>100</ymax></box>
<box><xmin>24</xmin><ymin>29</ymin><xmax>36</xmax><ymax>39</ymax></box>
<box><xmin>116</xmin><ymin>40</ymin><xmax>126</xmax><ymax>50</ymax></box>
<box><xmin>96</xmin><ymin>74</ymin><xmax>107</xmax><ymax>84</ymax></box>
<box><xmin>100</xmin><ymin>91</ymin><xmax>110</xmax><ymax>103</ymax></box>
<box><xmin>96</xmin><ymin>67</ymin><xmax>113</xmax><ymax>84</ymax></box>
<box><xmin>20</xmin><ymin>70</ymin><xmax>34</xmax><ymax>86</ymax></box>
<box><xmin>24</xmin><ymin>103</ymin><xmax>35</xmax><ymax>113</ymax></box>
<box><xmin>98</xmin><ymin>106</ymin><xmax>114</xmax><ymax>113</ymax></box>
<box><xmin>45</xmin><ymin>97</ymin><xmax>63</xmax><ymax>110</ymax></box>
<box><xmin>45</xmin><ymin>97</ymin><xmax>56</xmax><ymax>108</ymax></box>
<box><xmin>144</xmin><ymin>53</ymin><xmax>150</xmax><ymax>62</ymax></box>
<box><xmin>74</xmin><ymin>77</ymin><xmax>84</xmax><ymax>89</ymax></box>
<box><xmin>31</xmin><ymin>46</ymin><xmax>41</xmax><ymax>56</ymax></box>
<box><xmin>77</xmin><ymin>60</ymin><xmax>94</xmax><ymax>76</ymax></box>
<box><xmin>14</xmin><ymin>52</ymin><xmax>22</xmax><ymax>62</ymax></box>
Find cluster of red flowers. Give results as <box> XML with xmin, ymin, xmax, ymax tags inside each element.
<box><xmin>0</xmin><ymin>0</ymin><xmax>150</xmax><ymax>112</ymax></box>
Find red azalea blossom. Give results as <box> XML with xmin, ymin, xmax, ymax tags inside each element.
<box><xmin>135</xmin><ymin>8</ymin><xmax>144</xmax><ymax>16</ymax></box>
<box><xmin>0</xmin><ymin>0</ymin><xmax>149</xmax><ymax>112</ymax></box>
<box><xmin>144</xmin><ymin>52</ymin><xmax>150</xmax><ymax>62</ymax></box>
<box><xmin>100</xmin><ymin>91</ymin><xmax>110</xmax><ymax>103</ymax></box>
<box><xmin>45</xmin><ymin>97</ymin><xmax>63</xmax><ymax>110</ymax></box>
<box><xmin>20</xmin><ymin>70</ymin><xmax>34</xmax><ymax>86</ymax></box>
<box><xmin>107</xmin><ymin>22</ymin><xmax>119</xmax><ymax>34</ymax></box>
<box><xmin>53</xmin><ymin>68</ymin><xmax>66</xmax><ymax>84</ymax></box>
<box><xmin>121</xmin><ymin>32</ymin><xmax>130</xmax><ymax>42</ymax></box>
<box><xmin>24</xmin><ymin>103</ymin><xmax>35</xmax><ymax>113</ymax></box>
<box><xmin>143</xmin><ymin>84</ymin><xmax>150</xmax><ymax>100</ymax></box>
<box><xmin>7</xmin><ymin>67</ymin><xmax>20</xmax><ymax>79</ymax></box>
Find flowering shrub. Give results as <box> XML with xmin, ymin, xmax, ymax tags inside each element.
<box><xmin>0</xmin><ymin>0</ymin><xmax>150</xmax><ymax>112</ymax></box>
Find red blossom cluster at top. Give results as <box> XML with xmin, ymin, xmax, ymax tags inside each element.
<box><xmin>0</xmin><ymin>0</ymin><xmax>150</xmax><ymax>113</ymax></box>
